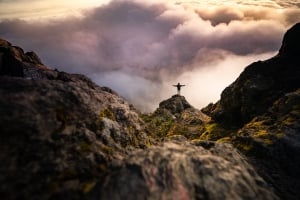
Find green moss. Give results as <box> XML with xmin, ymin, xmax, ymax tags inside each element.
<box><xmin>253</xmin><ymin>129</ymin><xmax>268</xmax><ymax>137</ymax></box>
<box><xmin>232</xmin><ymin>137</ymin><xmax>254</xmax><ymax>154</ymax></box>
<box><xmin>80</xmin><ymin>142</ymin><xmax>93</xmax><ymax>152</ymax></box>
<box><xmin>97</xmin><ymin>107</ymin><xmax>116</xmax><ymax>130</ymax></box>
<box><xmin>100</xmin><ymin>144</ymin><xmax>114</xmax><ymax>155</ymax></box>
<box><xmin>236</xmin><ymin>143</ymin><xmax>253</xmax><ymax>152</ymax></box>
<box><xmin>276</xmin><ymin>132</ymin><xmax>285</xmax><ymax>139</ymax></box>
<box><xmin>83</xmin><ymin>181</ymin><xmax>97</xmax><ymax>194</ymax></box>
<box><xmin>142</xmin><ymin>113</ymin><xmax>175</xmax><ymax>139</ymax></box>
<box><xmin>199</xmin><ymin>122</ymin><xmax>233</xmax><ymax>141</ymax></box>
<box><xmin>283</xmin><ymin>116</ymin><xmax>297</xmax><ymax>125</ymax></box>
<box><xmin>168</xmin><ymin>124</ymin><xmax>188</xmax><ymax>136</ymax></box>
<box><xmin>251</xmin><ymin>129</ymin><xmax>274</xmax><ymax>145</ymax></box>
<box><xmin>216</xmin><ymin>137</ymin><xmax>232</xmax><ymax>143</ymax></box>
<box><xmin>99</xmin><ymin>107</ymin><xmax>115</xmax><ymax>121</ymax></box>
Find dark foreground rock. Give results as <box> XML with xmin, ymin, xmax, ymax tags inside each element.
<box><xmin>233</xmin><ymin>88</ymin><xmax>300</xmax><ymax>200</ymax></box>
<box><xmin>93</xmin><ymin>141</ymin><xmax>278</xmax><ymax>200</ymax></box>
<box><xmin>0</xmin><ymin>38</ymin><xmax>149</xmax><ymax>199</ymax></box>
<box><xmin>0</xmin><ymin>74</ymin><xmax>151</xmax><ymax>199</ymax></box>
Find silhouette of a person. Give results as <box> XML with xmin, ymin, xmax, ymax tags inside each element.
<box><xmin>173</xmin><ymin>83</ymin><xmax>185</xmax><ymax>95</ymax></box>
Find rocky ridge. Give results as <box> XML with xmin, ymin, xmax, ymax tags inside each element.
<box><xmin>205</xmin><ymin>23</ymin><xmax>300</xmax><ymax>126</ymax></box>
<box><xmin>142</xmin><ymin>95</ymin><xmax>210</xmax><ymax>140</ymax></box>
<box><xmin>0</xmin><ymin>37</ymin><xmax>279</xmax><ymax>200</ymax></box>
<box><xmin>201</xmin><ymin>22</ymin><xmax>300</xmax><ymax>199</ymax></box>
<box><xmin>0</xmin><ymin>39</ymin><xmax>150</xmax><ymax>199</ymax></box>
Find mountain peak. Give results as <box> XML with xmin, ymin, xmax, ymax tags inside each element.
<box><xmin>158</xmin><ymin>95</ymin><xmax>193</xmax><ymax>115</ymax></box>
<box><xmin>204</xmin><ymin>22</ymin><xmax>300</xmax><ymax>126</ymax></box>
<box><xmin>279</xmin><ymin>22</ymin><xmax>300</xmax><ymax>57</ymax></box>
<box><xmin>0</xmin><ymin>38</ymin><xmax>47</xmax><ymax>77</ymax></box>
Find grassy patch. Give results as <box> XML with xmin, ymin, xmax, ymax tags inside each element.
<box><xmin>141</xmin><ymin>113</ymin><xmax>175</xmax><ymax>139</ymax></box>
<box><xmin>99</xmin><ymin>107</ymin><xmax>115</xmax><ymax>121</ymax></box>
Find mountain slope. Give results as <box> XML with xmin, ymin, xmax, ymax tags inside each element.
<box><xmin>205</xmin><ymin>23</ymin><xmax>300</xmax><ymax>127</ymax></box>
<box><xmin>202</xmin><ymin>22</ymin><xmax>300</xmax><ymax>199</ymax></box>
<box><xmin>0</xmin><ymin>39</ymin><xmax>150</xmax><ymax>199</ymax></box>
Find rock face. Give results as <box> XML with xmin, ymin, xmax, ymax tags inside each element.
<box><xmin>143</xmin><ymin>94</ymin><xmax>209</xmax><ymax>140</ymax></box>
<box><xmin>279</xmin><ymin>22</ymin><xmax>300</xmax><ymax>57</ymax></box>
<box><xmin>159</xmin><ymin>95</ymin><xmax>193</xmax><ymax>116</ymax></box>
<box><xmin>0</xmin><ymin>39</ymin><xmax>279</xmax><ymax>199</ymax></box>
<box><xmin>205</xmin><ymin>23</ymin><xmax>300</xmax><ymax>126</ymax></box>
<box><xmin>0</xmin><ymin>38</ymin><xmax>46</xmax><ymax>77</ymax></box>
<box><xmin>201</xmin><ymin>22</ymin><xmax>300</xmax><ymax>199</ymax></box>
<box><xmin>0</xmin><ymin>39</ymin><xmax>149</xmax><ymax>199</ymax></box>
<box><xmin>94</xmin><ymin>141</ymin><xmax>278</xmax><ymax>200</ymax></box>
<box><xmin>233</xmin><ymin>88</ymin><xmax>300</xmax><ymax>200</ymax></box>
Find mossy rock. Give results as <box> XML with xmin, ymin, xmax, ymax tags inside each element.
<box><xmin>199</xmin><ymin>122</ymin><xmax>234</xmax><ymax>141</ymax></box>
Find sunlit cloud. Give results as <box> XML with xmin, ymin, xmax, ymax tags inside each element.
<box><xmin>0</xmin><ymin>0</ymin><xmax>299</xmax><ymax>111</ymax></box>
<box><xmin>0</xmin><ymin>0</ymin><xmax>111</xmax><ymax>20</ymax></box>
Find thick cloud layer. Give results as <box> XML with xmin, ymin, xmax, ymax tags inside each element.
<box><xmin>0</xmin><ymin>0</ymin><xmax>299</xmax><ymax>111</ymax></box>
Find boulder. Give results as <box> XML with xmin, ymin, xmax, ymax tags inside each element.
<box><xmin>94</xmin><ymin>141</ymin><xmax>278</xmax><ymax>200</ymax></box>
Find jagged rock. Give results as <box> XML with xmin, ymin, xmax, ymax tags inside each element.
<box><xmin>143</xmin><ymin>95</ymin><xmax>209</xmax><ymax>140</ymax></box>
<box><xmin>0</xmin><ymin>39</ymin><xmax>149</xmax><ymax>199</ymax></box>
<box><xmin>93</xmin><ymin>141</ymin><xmax>278</xmax><ymax>200</ymax></box>
<box><xmin>205</xmin><ymin>23</ymin><xmax>300</xmax><ymax>126</ymax></box>
<box><xmin>279</xmin><ymin>22</ymin><xmax>300</xmax><ymax>57</ymax></box>
<box><xmin>232</xmin><ymin>88</ymin><xmax>300</xmax><ymax>200</ymax></box>
<box><xmin>0</xmin><ymin>38</ymin><xmax>48</xmax><ymax>78</ymax></box>
<box><xmin>200</xmin><ymin>22</ymin><xmax>300</xmax><ymax>200</ymax></box>
<box><xmin>159</xmin><ymin>95</ymin><xmax>193</xmax><ymax>116</ymax></box>
<box><xmin>0</xmin><ymin>74</ymin><xmax>150</xmax><ymax>199</ymax></box>
<box><xmin>25</xmin><ymin>51</ymin><xmax>43</xmax><ymax>65</ymax></box>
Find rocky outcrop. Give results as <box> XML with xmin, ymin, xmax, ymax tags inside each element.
<box><xmin>200</xmin><ymin>22</ymin><xmax>300</xmax><ymax>199</ymax></box>
<box><xmin>232</xmin><ymin>88</ymin><xmax>300</xmax><ymax>200</ymax></box>
<box><xmin>0</xmin><ymin>38</ymin><xmax>47</xmax><ymax>77</ymax></box>
<box><xmin>143</xmin><ymin>94</ymin><xmax>209</xmax><ymax>140</ymax></box>
<box><xmin>0</xmin><ymin>38</ymin><xmax>149</xmax><ymax>199</ymax></box>
<box><xmin>159</xmin><ymin>95</ymin><xmax>193</xmax><ymax>116</ymax></box>
<box><xmin>93</xmin><ymin>141</ymin><xmax>278</xmax><ymax>200</ymax></box>
<box><xmin>205</xmin><ymin>23</ymin><xmax>300</xmax><ymax>126</ymax></box>
<box><xmin>279</xmin><ymin>22</ymin><xmax>300</xmax><ymax>57</ymax></box>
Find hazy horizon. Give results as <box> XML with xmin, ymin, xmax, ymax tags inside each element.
<box><xmin>0</xmin><ymin>0</ymin><xmax>299</xmax><ymax>112</ymax></box>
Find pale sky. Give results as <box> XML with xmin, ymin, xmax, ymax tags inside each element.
<box><xmin>0</xmin><ymin>0</ymin><xmax>111</xmax><ymax>20</ymax></box>
<box><xmin>0</xmin><ymin>0</ymin><xmax>299</xmax><ymax>111</ymax></box>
